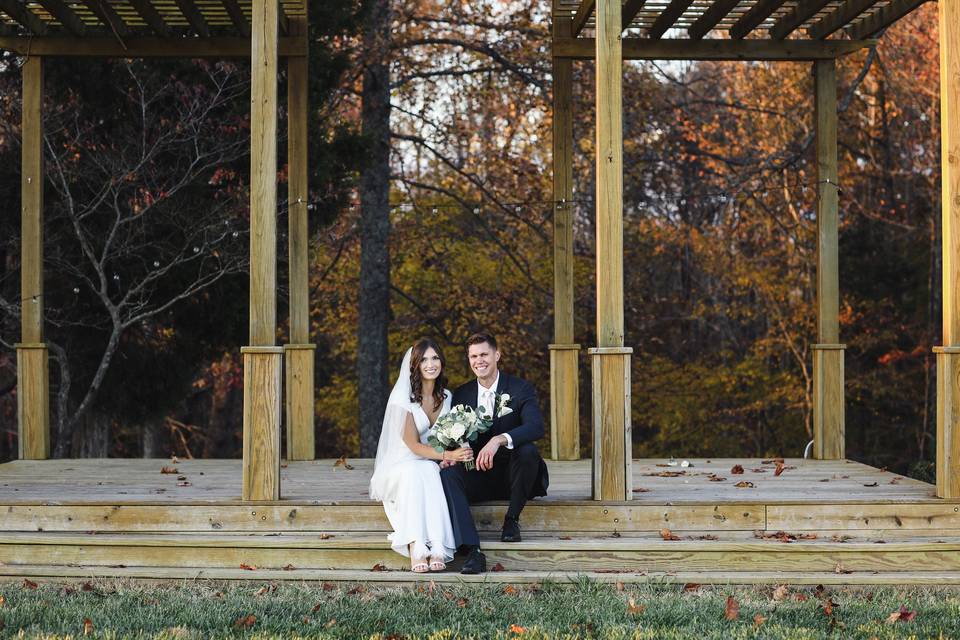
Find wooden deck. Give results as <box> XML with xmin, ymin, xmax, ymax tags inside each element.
<box><xmin>1</xmin><ymin>457</ymin><xmax>958</xmax><ymax>585</ymax></box>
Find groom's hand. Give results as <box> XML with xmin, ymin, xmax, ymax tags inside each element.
<box><xmin>476</xmin><ymin>436</ymin><xmax>506</xmax><ymax>471</ymax></box>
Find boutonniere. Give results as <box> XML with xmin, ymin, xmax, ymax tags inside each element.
<box><xmin>494</xmin><ymin>393</ymin><xmax>513</xmax><ymax>418</ymax></box>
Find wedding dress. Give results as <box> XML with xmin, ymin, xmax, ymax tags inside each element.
<box><xmin>369</xmin><ymin>348</ymin><xmax>457</xmax><ymax>561</ymax></box>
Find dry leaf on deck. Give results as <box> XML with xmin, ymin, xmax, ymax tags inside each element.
<box><xmin>731</xmin><ymin>465</ymin><xmax>744</xmax><ymax>474</ymax></box>
<box><xmin>239</xmin><ymin>563</ymin><xmax>257</xmax><ymax>571</ymax></box>
<box><xmin>774</xmin><ymin>462</ymin><xmax>785</xmax><ymax>476</ymax></box>
<box><xmin>724</xmin><ymin>595</ymin><xmax>740</xmax><ymax>620</ymax></box>
<box><xmin>170</xmin><ymin>456</ymin><xmax>180</xmax><ymax>464</ymax></box>
<box><xmin>626</xmin><ymin>597</ymin><xmax>645</xmax><ymax>615</ymax></box>
<box><xmin>834</xmin><ymin>562</ymin><xmax>852</xmax><ymax>574</ymax></box>
<box><xmin>492</xmin><ymin>562</ymin><xmax>506</xmax><ymax>572</ymax></box>
<box><xmin>334</xmin><ymin>456</ymin><xmax>355</xmax><ymax>470</ymax></box>
<box><xmin>734</xmin><ymin>481</ymin><xmax>754</xmax><ymax>488</ymax></box>
<box><xmin>371</xmin><ymin>563</ymin><xmax>388</xmax><ymax>572</ymax></box>
<box><xmin>282</xmin><ymin>564</ymin><xmax>295</xmax><ymax>571</ymax></box>
<box><xmin>160</xmin><ymin>466</ymin><xmax>178</xmax><ymax>474</ymax></box>
<box><xmin>708</xmin><ymin>475</ymin><xmax>726</xmax><ymax>482</ymax></box>
<box><xmin>772</xmin><ymin>585</ymin><xmax>789</xmax><ymax>601</ymax></box>
<box><xmin>632</xmin><ymin>488</ymin><xmax>650</xmax><ymax>493</ymax></box>
<box><xmin>233</xmin><ymin>614</ymin><xmax>256</xmax><ymax>629</ymax></box>
<box><xmin>177</xmin><ymin>481</ymin><xmax>191</xmax><ymax>487</ymax></box>
<box><xmin>863</xmin><ymin>482</ymin><xmax>879</xmax><ymax>487</ymax></box>
<box><xmin>659</xmin><ymin>528</ymin><xmax>681</xmax><ymax>541</ymax></box>
<box><xmin>83</xmin><ymin>618</ymin><xmax>94</xmax><ymax>635</ymax></box>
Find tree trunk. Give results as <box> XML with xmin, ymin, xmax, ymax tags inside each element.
<box><xmin>357</xmin><ymin>0</ymin><xmax>392</xmax><ymax>457</ymax></box>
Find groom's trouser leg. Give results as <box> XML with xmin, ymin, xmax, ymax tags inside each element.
<box><xmin>440</xmin><ymin>465</ymin><xmax>480</xmax><ymax>548</ymax></box>
<box><xmin>506</xmin><ymin>443</ymin><xmax>541</xmax><ymax>520</ymax></box>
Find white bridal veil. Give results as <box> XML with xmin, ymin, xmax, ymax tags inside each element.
<box><xmin>369</xmin><ymin>347</ymin><xmax>416</xmax><ymax>501</ymax></box>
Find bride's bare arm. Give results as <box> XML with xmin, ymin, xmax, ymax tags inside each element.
<box><xmin>401</xmin><ymin>413</ymin><xmax>472</xmax><ymax>463</ymax></box>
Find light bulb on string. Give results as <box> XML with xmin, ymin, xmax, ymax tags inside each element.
<box><xmin>73</xmin><ymin>287</ymin><xmax>80</xmax><ymax>294</ymax></box>
<box><xmin>153</xmin><ymin>261</ymin><xmax>160</xmax><ymax>268</ymax></box>
<box><xmin>192</xmin><ymin>246</ymin><xmax>200</xmax><ymax>253</ymax></box>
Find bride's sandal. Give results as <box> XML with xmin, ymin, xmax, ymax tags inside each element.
<box><xmin>409</xmin><ymin>544</ymin><xmax>430</xmax><ymax>573</ymax></box>
<box><xmin>428</xmin><ymin>556</ymin><xmax>446</xmax><ymax>572</ymax></box>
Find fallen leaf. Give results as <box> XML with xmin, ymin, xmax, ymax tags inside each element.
<box><xmin>683</xmin><ymin>583</ymin><xmax>702</xmax><ymax>593</ymax></box>
<box><xmin>282</xmin><ymin>564</ymin><xmax>295</xmax><ymax>571</ymax></box>
<box><xmin>731</xmin><ymin>465</ymin><xmax>744</xmax><ymax>474</ymax></box>
<box><xmin>750</xmin><ymin>468</ymin><xmax>768</xmax><ymax>473</ymax></box>
<box><xmin>492</xmin><ymin>562</ymin><xmax>506</xmax><ymax>572</ymax></box>
<box><xmin>254</xmin><ymin>586</ymin><xmax>270</xmax><ymax>597</ymax></box>
<box><xmin>863</xmin><ymin>482</ymin><xmax>879</xmax><ymax>487</ymax></box>
<box><xmin>321</xmin><ymin>582</ymin><xmax>336</xmax><ymax>592</ymax></box>
<box><xmin>834</xmin><ymin>562</ymin><xmax>852</xmax><ymax>574</ymax></box>
<box><xmin>615</xmin><ymin>581</ymin><xmax>625</xmax><ymax>592</ymax></box>
<box><xmin>177</xmin><ymin>481</ymin><xmax>192</xmax><ymax>487</ymax></box>
<box><xmin>831</xmin><ymin>535</ymin><xmax>852</xmax><ymax>543</ymax></box>
<box><xmin>83</xmin><ymin>618</ymin><xmax>94</xmax><ymax>635</ymax></box>
<box><xmin>890</xmin><ymin>477</ymin><xmax>903</xmax><ymax>484</ymax></box>
<box><xmin>559</xmin><ymin>536</ymin><xmax>572</xmax><ymax>540</ymax></box>
<box><xmin>753</xmin><ymin>614</ymin><xmax>766</xmax><ymax>627</ymax></box>
<box><xmin>504</xmin><ymin>585</ymin><xmax>518</xmax><ymax>595</ymax></box>
<box><xmin>814</xmin><ymin>584</ymin><xmax>826</xmax><ymax>599</ymax></box>
<box><xmin>821</xmin><ymin>598</ymin><xmax>838</xmax><ymax>617</ymax></box>
<box><xmin>325</xmin><ymin>618</ymin><xmax>337</xmax><ymax>628</ymax></box>
<box><xmin>81</xmin><ymin>582</ymin><xmax>95</xmax><ymax>592</ymax></box>
<box><xmin>885</xmin><ymin>605</ymin><xmax>917</xmax><ymax>624</ymax></box>
<box><xmin>170</xmin><ymin>456</ymin><xmax>180</xmax><ymax>463</ymax></box>
<box><xmin>239</xmin><ymin>563</ymin><xmax>257</xmax><ymax>571</ymax></box>
<box><xmin>626</xmin><ymin>597</ymin><xmax>645</xmax><ymax>615</ymax></box>
<box><xmin>160</xmin><ymin>466</ymin><xmax>178</xmax><ymax>474</ymax></box>
<box><xmin>690</xmin><ymin>534</ymin><xmax>719</xmax><ymax>541</ymax></box>
<box><xmin>371</xmin><ymin>563</ymin><xmax>388</xmax><ymax>572</ymax></box>
<box><xmin>302</xmin><ymin>616</ymin><xmax>311</xmax><ymax>624</ymax></box>
<box><xmin>659</xmin><ymin>528</ymin><xmax>681</xmax><ymax>541</ymax></box>
<box><xmin>724</xmin><ymin>595</ymin><xmax>740</xmax><ymax>620</ymax></box>
<box><xmin>0</xmin><ymin>595</ymin><xmax>4</xmax><ymax>607</ymax></box>
<box><xmin>457</xmin><ymin>598</ymin><xmax>468</xmax><ymax>607</ymax></box>
<box><xmin>23</xmin><ymin>579</ymin><xmax>37</xmax><ymax>590</ymax></box>
<box><xmin>643</xmin><ymin>470</ymin><xmax>686</xmax><ymax>477</ymax></box>
<box><xmin>233</xmin><ymin>615</ymin><xmax>256</xmax><ymax>630</ymax></box>
<box><xmin>509</xmin><ymin>624</ymin><xmax>527</xmax><ymax>634</ymax></box>
<box><xmin>774</xmin><ymin>462</ymin><xmax>785</xmax><ymax>476</ymax></box>
<box><xmin>761</xmin><ymin>458</ymin><xmax>784</xmax><ymax>465</ymax></box>
<box><xmin>734</xmin><ymin>481</ymin><xmax>754</xmax><ymax>488</ymax></box>
<box><xmin>795</xmin><ymin>593</ymin><xmax>809</xmax><ymax>602</ymax></box>
<box><xmin>176</xmin><ymin>476</ymin><xmax>187</xmax><ymax>481</ymax></box>
<box><xmin>334</xmin><ymin>455</ymin><xmax>355</xmax><ymax>470</ymax></box>
<box><xmin>772</xmin><ymin>585</ymin><xmax>789</xmax><ymax>601</ymax></box>
<box><xmin>708</xmin><ymin>475</ymin><xmax>726</xmax><ymax>482</ymax></box>
<box><xmin>632</xmin><ymin>487</ymin><xmax>650</xmax><ymax>493</ymax></box>
<box><xmin>312</xmin><ymin>602</ymin><xmax>323</xmax><ymax>613</ymax></box>
<box><xmin>347</xmin><ymin>586</ymin><xmax>365</xmax><ymax>595</ymax></box>
<box><xmin>319</xmin><ymin>533</ymin><xmax>333</xmax><ymax>540</ymax></box>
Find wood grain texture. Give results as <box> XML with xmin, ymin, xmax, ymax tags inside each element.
<box><xmin>16</xmin><ymin>346</ymin><xmax>49</xmax><ymax>460</ymax></box>
<box><xmin>594</xmin><ymin>0</ymin><xmax>624</xmax><ymax>348</ymax></box>
<box><xmin>284</xmin><ymin>345</ymin><xmax>315</xmax><ymax>461</ymax></box>
<box><xmin>242</xmin><ymin>349</ymin><xmax>282</xmax><ymax>500</ymax></box>
<box><xmin>0</xmin><ymin>37</ymin><xmax>307</xmax><ymax>58</ymax></box>
<box><xmin>937</xmin><ymin>349</ymin><xmax>960</xmax><ymax>497</ymax></box>
<box><xmin>591</xmin><ymin>349</ymin><xmax>632</xmax><ymax>501</ymax></box>
<box><xmin>553</xmin><ymin>38</ymin><xmax>873</xmax><ymax>61</ymax></box>
<box><xmin>813</xmin><ymin>346</ymin><xmax>845</xmax><ymax>460</ymax></box>
<box><xmin>845</xmin><ymin>0</ymin><xmax>928</xmax><ymax>40</ymax></box>
<box><xmin>286</xmin><ymin>17</ymin><xmax>309</xmax><ymax>345</ymax></box>
<box><xmin>550</xmin><ymin>346</ymin><xmax>580</xmax><ymax>460</ymax></box>
<box><xmin>815</xmin><ymin>59</ymin><xmax>839</xmax><ymax>345</ymax></box>
<box><xmin>21</xmin><ymin>56</ymin><xmax>43</xmax><ymax>345</ymax></box>
<box><xmin>249</xmin><ymin>0</ymin><xmax>279</xmax><ymax>346</ymax></box>
<box><xmin>552</xmin><ymin>15</ymin><xmax>575</xmax><ymax>346</ymax></box>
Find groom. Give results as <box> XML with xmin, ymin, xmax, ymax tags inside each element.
<box><xmin>440</xmin><ymin>332</ymin><xmax>549</xmax><ymax>574</ymax></box>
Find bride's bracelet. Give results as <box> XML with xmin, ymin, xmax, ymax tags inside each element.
<box><xmin>441</xmin><ymin>451</ymin><xmax>447</xmax><ymax>462</ymax></box>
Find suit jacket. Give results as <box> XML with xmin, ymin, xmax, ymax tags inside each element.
<box><xmin>452</xmin><ymin>372</ymin><xmax>544</xmax><ymax>449</ymax></box>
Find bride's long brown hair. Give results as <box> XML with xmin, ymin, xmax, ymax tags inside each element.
<box><xmin>409</xmin><ymin>338</ymin><xmax>447</xmax><ymax>411</ymax></box>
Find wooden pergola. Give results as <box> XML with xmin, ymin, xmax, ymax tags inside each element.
<box><xmin>544</xmin><ymin>0</ymin><xmax>955</xmax><ymax>501</ymax></box>
<box><xmin>5</xmin><ymin>0</ymin><xmax>315</xmax><ymax>500</ymax></box>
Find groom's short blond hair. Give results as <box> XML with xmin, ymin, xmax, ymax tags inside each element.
<box><xmin>466</xmin><ymin>332</ymin><xmax>497</xmax><ymax>351</ymax></box>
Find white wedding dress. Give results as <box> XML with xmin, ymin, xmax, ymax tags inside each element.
<box><xmin>369</xmin><ymin>349</ymin><xmax>457</xmax><ymax>561</ymax></box>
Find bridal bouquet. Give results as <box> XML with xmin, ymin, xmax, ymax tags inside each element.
<box><xmin>428</xmin><ymin>404</ymin><xmax>492</xmax><ymax>470</ymax></box>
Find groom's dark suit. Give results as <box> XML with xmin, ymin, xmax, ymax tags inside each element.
<box><xmin>440</xmin><ymin>372</ymin><xmax>549</xmax><ymax>548</ymax></box>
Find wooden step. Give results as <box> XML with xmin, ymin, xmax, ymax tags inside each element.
<box><xmin>3</xmin><ymin>531</ymin><xmax>960</xmax><ymax>574</ymax></box>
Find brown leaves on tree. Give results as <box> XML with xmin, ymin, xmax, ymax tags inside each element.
<box><xmin>659</xmin><ymin>528</ymin><xmax>681</xmax><ymax>541</ymax></box>
<box><xmin>724</xmin><ymin>595</ymin><xmax>740</xmax><ymax>620</ymax></box>
<box><xmin>334</xmin><ymin>456</ymin><xmax>355</xmax><ymax>470</ymax></box>
<box><xmin>885</xmin><ymin>606</ymin><xmax>917</xmax><ymax>624</ymax></box>
<box><xmin>731</xmin><ymin>464</ymin><xmax>744</xmax><ymax>474</ymax></box>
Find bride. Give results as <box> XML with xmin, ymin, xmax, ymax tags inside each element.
<box><xmin>369</xmin><ymin>338</ymin><xmax>473</xmax><ymax>572</ymax></box>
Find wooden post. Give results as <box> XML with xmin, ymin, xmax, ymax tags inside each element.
<box><xmin>812</xmin><ymin>59</ymin><xmax>845</xmax><ymax>460</ymax></box>
<box><xmin>284</xmin><ymin>16</ymin><xmax>315</xmax><ymax>461</ymax></box>
<box><xmin>590</xmin><ymin>0</ymin><xmax>632</xmax><ymax>501</ymax></box>
<box><xmin>936</xmin><ymin>0</ymin><xmax>960</xmax><ymax>498</ymax></box>
<box><xmin>17</xmin><ymin>55</ymin><xmax>49</xmax><ymax>460</ymax></box>
<box><xmin>243</xmin><ymin>0</ymin><xmax>282</xmax><ymax>501</ymax></box>
<box><xmin>550</xmin><ymin>13</ymin><xmax>580</xmax><ymax>461</ymax></box>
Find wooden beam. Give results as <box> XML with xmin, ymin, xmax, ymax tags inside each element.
<box><xmin>845</xmin><ymin>0</ymin><xmax>928</xmax><ymax>40</ymax></box>
<box><xmin>812</xmin><ymin>59</ymin><xmax>844</xmax><ymax>460</ymax></box>
<box><xmin>82</xmin><ymin>0</ymin><xmax>130</xmax><ymax>39</ymax></box>
<box><xmin>37</xmin><ymin>0</ymin><xmax>86</xmax><ymax>36</ymax></box>
<box><xmin>175</xmin><ymin>0</ymin><xmax>210</xmax><ymax>38</ymax></box>
<box><xmin>647</xmin><ymin>0</ymin><xmax>694</xmax><ymax>40</ymax></box>
<box><xmin>729</xmin><ymin>0</ymin><xmax>783</xmax><ymax>39</ymax></box>
<box><xmin>807</xmin><ymin>0</ymin><xmax>882</xmax><ymax>40</ymax></box>
<box><xmin>937</xmin><ymin>0</ymin><xmax>960</xmax><ymax>498</ymax></box>
<box><xmin>688</xmin><ymin>0</ymin><xmax>741</xmax><ymax>40</ymax></box>
<box><xmin>572</xmin><ymin>0</ymin><xmax>594</xmax><ymax>36</ymax></box>
<box><xmin>621</xmin><ymin>0</ymin><xmax>645</xmax><ymax>29</ymax></box>
<box><xmin>221</xmin><ymin>0</ymin><xmax>250</xmax><ymax>37</ymax></box>
<box><xmin>0</xmin><ymin>0</ymin><xmax>48</xmax><ymax>35</ymax></box>
<box><xmin>18</xmin><ymin>56</ymin><xmax>50</xmax><ymax>461</ymax></box>
<box><xmin>769</xmin><ymin>0</ymin><xmax>832</xmax><ymax>40</ymax></box>
<box><xmin>0</xmin><ymin>36</ymin><xmax>307</xmax><ymax>57</ymax></box>
<box><xmin>552</xmin><ymin>37</ymin><xmax>874</xmax><ymax>60</ymax></box>
<box><xmin>128</xmin><ymin>0</ymin><xmax>170</xmax><ymax>38</ymax></box>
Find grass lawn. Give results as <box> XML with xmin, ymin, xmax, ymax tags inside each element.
<box><xmin>0</xmin><ymin>578</ymin><xmax>954</xmax><ymax>639</ymax></box>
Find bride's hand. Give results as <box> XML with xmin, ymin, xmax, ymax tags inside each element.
<box><xmin>450</xmin><ymin>447</ymin><xmax>473</xmax><ymax>463</ymax></box>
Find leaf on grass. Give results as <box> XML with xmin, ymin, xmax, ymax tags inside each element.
<box><xmin>724</xmin><ymin>595</ymin><xmax>740</xmax><ymax>620</ymax></box>
<box><xmin>0</xmin><ymin>595</ymin><xmax>5</xmax><ymax>607</ymax></box>
<box><xmin>371</xmin><ymin>563</ymin><xmax>388</xmax><ymax>572</ymax></box>
<box><xmin>254</xmin><ymin>586</ymin><xmax>270</xmax><ymax>597</ymax></box>
<box><xmin>753</xmin><ymin>614</ymin><xmax>766</xmax><ymax>627</ymax></box>
<box><xmin>772</xmin><ymin>585</ymin><xmax>789</xmax><ymax>601</ymax></box>
<box><xmin>160</xmin><ymin>466</ymin><xmax>179</xmax><ymax>474</ymax></box>
<box><xmin>83</xmin><ymin>618</ymin><xmax>94</xmax><ymax>636</ymax></box>
<box><xmin>233</xmin><ymin>614</ymin><xmax>256</xmax><ymax>629</ymax></box>
<box><xmin>683</xmin><ymin>583</ymin><xmax>702</xmax><ymax>593</ymax></box>
<box><xmin>311</xmin><ymin>602</ymin><xmax>323</xmax><ymax>613</ymax></box>
<box><xmin>504</xmin><ymin>585</ymin><xmax>518</xmax><ymax>595</ymax></box>
<box><xmin>81</xmin><ymin>582</ymin><xmax>95</xmax><ymax>592</ymax></box>
<box><xmin>795</xmin><ymin>593</ymin><xmax>808</xmax><ymax>602</ymax></box>
<box><xmin>886</xmin><ymin>606</ymin><xmax>917</xmax><ymax>624</ymax></box>
<box><xmin>347</xmin><ymin>586</ymin><xmax>365</xmax><ymax>596</ymax></box>
<box><xmin>321</xmin><ymin>582</ymin><xmax>336</xmax><ymax>592</ymax></box>
<box><xmin>457</xmin><ymin>598</ymin><xmax>468</xmax><ymax>607</ymax></box>
<box><xmin>492</xmin><ymin>562</ymin><xmax>506</xmax><ymax>572</ymax></box>
<box><xmin>863</xmin><ymin>482</ymin><xmax>879</xmax><ymax>487</ymax></box>
<box><xmin>23</xmin><ymin>579</ymin><xmax>38</xmax><ymax>590</ymax></box>
<box><xmin>734</xmin><ymin>481</ymin><xmax>754</xmax><ymax>489</ymax></box>
<box><xmin>509</xmin><ymin>624</ymin><xmax>527</xmax><ymax>634</ymax></box>
<box><xmin>626</xmin><ymin>597</ymin><xmax>645</xmax><ymax>615</ymax></box>
<box><xmin>239</xmin><ymin>563</ymin><xmax>257</xmax><ymax>571</ymax></box>
<box><xmin>162</xmin><ymin>626</ymin><xmax>189</xmax><ymax>638</ymax></box>
<box><xmin>731</xmin><ymin>465</ymin><xmax>744</xmax><ymax>474</ymax></box>
<box><xmin>659</xmin><ymin>528</ymin><xmax>681</xmax><ymax>541</ymax></box>
<box><xmin>615</xmin><ymin>582</ymin><xmax>625</xmax><ymax>592</ymax></box>
<box><xmin>821</xmin><ymin>598</ymin><xmax>838</xmax><ymax>617</ymax></box>
<box><xmin>334</xmin><ymin>455</ymin><xmax>355</xmax><ymax>470</ymax></box>
<box><xmin>282</xmin><ymin>564</ymin><xmax>295</xmax><ymax>571</ymax></box>
<box><xmin>324</xmin><ymin>619</ymin><xmax>337</xmax><ymax>629</ymax></box>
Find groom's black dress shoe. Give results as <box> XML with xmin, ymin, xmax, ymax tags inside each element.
<box><xmin>501</xmin><ymin>516</ymin><xmax>521</xmax><ymax>542</ymax></box>
<box><xmin>460</xmin><ymin>547</ymin><xmax>486</xmax><ymax>574</ymax></box>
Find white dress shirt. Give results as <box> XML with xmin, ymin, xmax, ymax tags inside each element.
<box><xmin>478</xmin><ymin>373</ymin><xmax>513</xmax><ymax>449</ymax></box>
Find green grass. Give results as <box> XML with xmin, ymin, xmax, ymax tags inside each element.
<box><xmin>0</xmin><ymin>578</ymin><xmax>956</xmax><ymax>639</ymax></box>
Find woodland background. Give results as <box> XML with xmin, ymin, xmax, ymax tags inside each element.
<box><xmin>0</xmin><ymin>0</ymin><xmax>942</xmax><ymax>479</ymax></box>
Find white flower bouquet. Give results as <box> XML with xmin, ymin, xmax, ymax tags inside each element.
<box><xmin>428</xmin><ymin>404</ymin><xmax>493</xmax><ymax>470</ymax></box>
